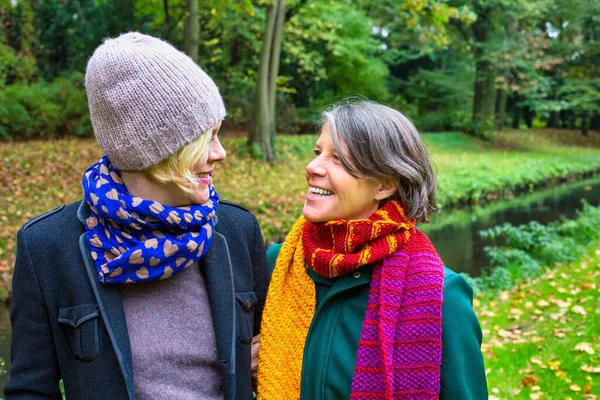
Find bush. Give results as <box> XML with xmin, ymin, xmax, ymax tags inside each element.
<box><xmin>0</xmin><ymin>72</ymin><xmax>91</xmax><ymax>139</ymax></box>
<box><xmin>0</xmin><ymin>43</ymin><xmax>37</xmax><ymax>86</ymax></box>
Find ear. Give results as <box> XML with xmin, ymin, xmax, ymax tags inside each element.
<box><xmin>375</xmin><ymin>179</ymin><xmax>396</xmax><ymax>201</ymax></box>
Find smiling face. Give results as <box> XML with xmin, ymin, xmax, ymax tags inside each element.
<box><xmin>303</xmin><ymin>124</ymin><xmax>390</xmax><ymax>223</ymax></box>
<box><xmin>172</xmin><ymin>124</ymin><xmax>226</xmax><ymax>206</ymax></box>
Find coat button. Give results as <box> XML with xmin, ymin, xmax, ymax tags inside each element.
<box><xmin>353</xmin><ymin>271</ymin><xmax>361</xmax><ymax>278</ymax></box>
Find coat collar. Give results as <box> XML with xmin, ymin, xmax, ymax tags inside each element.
<box><xmin>76</xmin><ymin>199</ymin><xmax>236</xmax><ymax>400</ymax></box>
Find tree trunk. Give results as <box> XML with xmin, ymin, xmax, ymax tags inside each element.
<box><xmin>268</xmin><ymin>0</ymin><xmax>285</xmax><ymax>155</ymax></box>
<box><xmin>471</xmin><ymin>11</ymin><xmax>497</xmax><ymax>138</ymax></box>
<box><xmin>568</xmin><ymin>112</ymin><xmax>576</xmax><ymax>129</ymax></box>
<box><xmin>581</xmin><ymin>112</ymin><xmax>590</xmax><ymax>136</ymax></box>
<box><xmin>163</xmin><ymin>0</ymin><xmax>170</xmax><ymax>24</ymax></box>
<box><xmin>560</xmin><ymin>110</ymin><xmax>569</xmax><ymax>128</ymax></box>
<box><xmin>590</xmin><ymin>114</ymin><xmax>600</xmax><ymax>131</ymax></box>
<box><xmin>184</xmin><ymin>0</ymin><xmax>199</xmax><ymax>62</ymax></box>
<box><xmin>496</xmin><ymin>89</ymin><xmax>508</xmax><ymax>130</ymax></box>
<box><xmin>547</xmin><ymin>111</ymin><xmax>559</xmax><ymax>128</ymax></box>
<box><xmin>523</xmin><ymin>106</ymin><xmax>534</xmax><ymax>128</ymax></box>
<box><xmin>512</xmin><ymin>93</ymin><xmax>521</xmax><ymax>129</ymax></box>
<box><xmin>250</xmin><ymin>0</ymin><xmax>286</xmax><ymax>161</ymax></box>
<box><xmin>472</xmin><ymin>60</ymin><xmax>497</xmax><ymax>136</ymax></box>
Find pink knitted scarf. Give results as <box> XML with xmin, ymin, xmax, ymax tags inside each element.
<box><xmin>349</xmin><ymin>229</ymin><xmax>444</xmax><ymax>399</ymax></box>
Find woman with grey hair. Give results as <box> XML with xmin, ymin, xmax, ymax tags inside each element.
<box><xmin>256</xmin><ymin>100</ymin><xmax>488</xmax><ymax>399</ymax></box>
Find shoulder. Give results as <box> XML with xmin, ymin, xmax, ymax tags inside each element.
<box><xmin>214</xmin><ymin>200</ymin><xmax>263</xmax><ymax>248</ymax></box>
<box><xmin>17</xmin><ymin>201</ymin><xmax>83</xmax><ymax>264</ymax></box>
<box><xmin>20</xmin><ymin>201</ymin><xmax>81</xmax><ymax>237</ymax></box>
<box><xmin>21</xmin><ymin>205</ymin><xmax>65</xmax><ymax>231</ymax></box>
<box><xmin>442</xmin><ymin>266</ymin><xmax>475</xmax><ymax>311</ymax></box>
<box><xmin>217</xmin><ymin>200</ymin><xmax>257</xmax><ymax>224</ymax></box>
<box><xmin>443</xmin><ymin>267</ymin><xmax>474</xmax><ymax>300</ymax></box>
<box><xmin>219</xmin><ymin>199</ymin><xmax>252</xmax><ymax>214</ymax></box>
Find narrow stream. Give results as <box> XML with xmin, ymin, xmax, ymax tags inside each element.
<box><xmin>423</xmin><ymin>176</ymin><xmax>600</xmax><ymax>276</ymax></box>
<box><xmin>0</xmin><ymin>176</ymin><xmax>599</xmax><ymax>393</ymax></box>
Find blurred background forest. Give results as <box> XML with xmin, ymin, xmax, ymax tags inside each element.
<box><xmin>1</xmin><ymin>0</ymin><xmax>599</xmax><ymax>152</ymax></box>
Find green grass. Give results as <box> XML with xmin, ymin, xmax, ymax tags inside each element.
<box><xmin>469</xmin><ymin>202</ymin><xmax>600</xmax><ymax>398</ymax></box>
<box><xmin>478</xmin><ymin>243</ymin><xmax>600</xmax><ymax>398</ymax></box>
<box><xmin>0</xmin><ymin>129</ymin><xmax>600</xmax><ymax>300</ymax></box>
<box><xmin>427</xmin><ymin>130</ymin><xmax>600</xmax><ymax>209</ymax></box>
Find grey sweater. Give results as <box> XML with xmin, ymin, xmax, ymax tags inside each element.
<box><xmin>120</xmin><ymin>263</ymin><xmax>224</xmax><ymax>400</ymax></box>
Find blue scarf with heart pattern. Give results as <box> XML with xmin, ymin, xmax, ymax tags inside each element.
<box><xmin>81</xmin><ymin>156</ymin><xmax>218</xmax><ymax>284</ymax></box>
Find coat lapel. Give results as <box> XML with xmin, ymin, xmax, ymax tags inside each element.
<box><xmin>77</xmin><ymin>201</ymin><xmax>135</xmax><ymax>399</ymax></box>
<box><xmin>202</xmin><ymin>230</ymin><xmax>237</xmax><ymax>400</ymax></box>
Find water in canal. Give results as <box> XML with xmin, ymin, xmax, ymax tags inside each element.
<box><xmin>423</xmin><ymin>176</ymin><xmax>600</xmax><ymax>276</ymax></box>
<box><xmin>0</xmin><ymin>176</ymin><xmax>599</xmax><ymax>392</ymax></box>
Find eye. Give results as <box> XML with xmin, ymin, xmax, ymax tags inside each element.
<box><xmin>331</xmin><ymin>153</ymin><xmax>340</xmax><ymax>163</ymax></box>
<box><xmin>313</xmin><ymin>149</ymin><xmax>321</xmax><ymax>156</ymax></box>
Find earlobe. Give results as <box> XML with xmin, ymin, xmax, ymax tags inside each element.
<box><xmin>376</xmin><ymin>180</ymin><xmax>397</xmax><ymax>201</ymax></box>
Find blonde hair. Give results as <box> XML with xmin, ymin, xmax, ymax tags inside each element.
<box><xmin>143</xmin><ymin>129</ymin><xmax>213</xmax><ymax>194</ymax></box>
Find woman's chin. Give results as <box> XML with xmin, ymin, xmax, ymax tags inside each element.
<box><xmin>302</xmin><ymin>203</ymin><xmax>328</xmax><ymax>223</ymax></box>
<box><xmin>187</xmin><ymin>187</ymin><xmax>210</xmax><ymax>205</ymax></box>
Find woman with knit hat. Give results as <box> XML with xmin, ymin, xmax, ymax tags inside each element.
<box><xmin>5</xmin><ymin>32</ymin><xmax>268</xmax><ymax>400</ymax></box>
<box><xmin>257</xmin><ymin>100</ymin><xmax>488</xmax><ymax>399</ymax></box>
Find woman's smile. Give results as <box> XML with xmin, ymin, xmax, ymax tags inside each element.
<box><xmin>307</xmin><ymin>185</ymin><xmax>335</xmax><ymax>199</ymax></box>
<box><xmin>195</xmin><ymin>170</ymin><xmax>213</xmax><ymax>186</ymax></box>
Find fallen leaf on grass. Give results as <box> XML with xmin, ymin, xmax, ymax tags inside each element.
<box><xmin>581</xmin><ymin>282</ymin><xmax>595</xmax><ymax>290</ymax></box>
<box><xmin>498</xmin><ymin>329</ymin><xmax>513</xmax><ymax>338</ymax></box>
<box><xmin>555</xmin><ymin>299</ymin><xmax>572</xmax><ymax>308</ymax></box>
<box><xmin>537</xmin><ymin>300</ymin><xmax>550</xmax><ymax>307</ymax></box>
<box><xmin>574</xmin><ymin>342</ymin><xmax>595</xmax><ymax>355</ymax></box>
<box><xmin>521</xmin><ymin>375</ymin><xmax>539</xmax><ymax>387</ymax></box>
<box><xmin>531</xmin><ymin>357</ymin><xmax>543</xmax><ymax>365</ymax></box>
<box><xmin>547</xmin><ymin>360</ymin><xmax>561</xmax><ymax>370</ymax></box>
<box><xmin>581</xmin><ymin>365</ymin><xmax>600</xmax><ymax>373</ymax></box>
<box><xmin>584</xmin><ymin>384</ymin><xmax>592</xmax><ymax>394</ymax></box>
<box><xmin>572</xmin><ymin>305</ymin><xmax>587</xmax><ymax>315</ymax></box>
<box><xmin>556</xmin><ymin>370</ymin><xmax>568</xmax><ymax>379</ymax></box>
<box><xmin>570</xmin><ymin>384</ymin><xmax>581</xmax><ymax>391</ymax></box>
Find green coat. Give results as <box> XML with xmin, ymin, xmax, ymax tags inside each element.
<box><xmin>267</xmin><ymin>243</ymin><xmax>488</xmax><ymax>400</ymax></box>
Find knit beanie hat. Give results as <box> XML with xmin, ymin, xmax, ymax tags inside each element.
<box><xmin>85</xmin><ymin>32</ymin><xmax>226</xmax><ymax>171</ymax></box>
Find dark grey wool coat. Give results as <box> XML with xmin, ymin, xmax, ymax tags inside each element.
<box><xmin>4</xmin><ymin>199</ymin><xmax>269</xmax><ymax>400</ymax></box>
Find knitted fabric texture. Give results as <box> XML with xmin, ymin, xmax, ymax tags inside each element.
<box><xmin>85</xmin><ymin>32</ymin><xmax>226</xmax><ymax>171</ymax></box>
<box><xmin>257</xmin><ymin>200</ymin><xmax>444</xmax><ymax>399</ymax></box>
<box><xmin>82</xmin><ymin>156</ymin><xmax>218</xmax><ymax>284</ymax></box>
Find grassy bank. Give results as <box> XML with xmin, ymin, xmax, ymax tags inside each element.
<box><xmin>479</xmin><ymin>243</ymin><xmax>600</xmax><ymax>398</ymax></box>
<box><xmin>0</xmin><ymin>129</ymin><xmax>599</xmax><ymax>299</ymax></box>
<box><xmin>469</xmin><ymin>202</ymin><xmax>600</xmax><ymax>397</ymax></box>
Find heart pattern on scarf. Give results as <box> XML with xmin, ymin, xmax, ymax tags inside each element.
<box><xmin>82</xmin><ymin>156</ymin><xmax>219</xmax><ymax>284</ymax></box>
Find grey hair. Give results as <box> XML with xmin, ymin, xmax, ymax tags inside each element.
<box><xmin>321</xmin><ymin>99</ymin><xmax>437</xmax><ymax>223</ymax></box>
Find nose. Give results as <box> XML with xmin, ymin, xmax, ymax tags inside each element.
<box><xmin>306</xmin><ymin>156</ymin><xmax>326</xmax><ymax>179</ymax></box>
<box><xmin>208</xmin><ymin>136</ymin><xmax>226</xmax><ymax>163</ymax></box>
